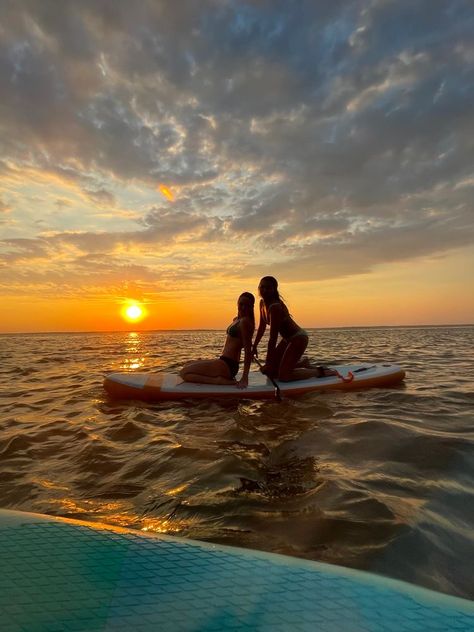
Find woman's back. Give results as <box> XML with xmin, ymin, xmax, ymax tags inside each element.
<box><xmin>262</xmin><ymin>300</ymin><xmax>299</xmax><ymax>340</ymax></box>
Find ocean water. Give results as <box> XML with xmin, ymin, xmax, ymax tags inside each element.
<box><xmin>1</xmin><ymin>326</ymin><xmax>473</xmax><ymax>600</ymax></box>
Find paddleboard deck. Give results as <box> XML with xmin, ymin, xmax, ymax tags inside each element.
<box><xmin>0</xmin><ymin>509</ymin><xmax>472</xmax><ymax>631</ymax></box>
<box><xmin>104</xmin><ymin>362</ymin><xmax>405</xmax><ymax>401</ymax></box>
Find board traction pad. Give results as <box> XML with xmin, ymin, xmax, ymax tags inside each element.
<box><xmin>0</xmin><ymin>510</ymin><xmax>473</xmax><ymax>631</ymax></box>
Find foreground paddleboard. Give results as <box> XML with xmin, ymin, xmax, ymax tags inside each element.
<box><xmin>0</xmin><ymin>509</ymin><xmax>472</xmax><ymax>631</ymax></box>
<box><xmin>104</xmin><ymin>362</ymin><xmax>405</xmax><ymax>401</ymax></box>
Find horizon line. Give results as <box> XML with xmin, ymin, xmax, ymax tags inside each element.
<box><xmin>1</xmin><ymin>323</ymin><xmax>473</xmax><ymax>336</ymax></box>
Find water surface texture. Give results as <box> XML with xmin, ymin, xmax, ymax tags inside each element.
<box><xmin>1</xmin><ymin>326</ymin><xmax>473</xmax><ymax>599</ymax></box>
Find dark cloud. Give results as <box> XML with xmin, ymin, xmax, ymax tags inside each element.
<box><xmin>0</xmin><ymin>0</ymin><xmax>473</xmax><ymax>285</ymax></box>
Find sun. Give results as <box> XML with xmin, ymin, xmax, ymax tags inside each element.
<box><xmin>121</xmin><ymin>303</ymin><xmax>147</xmax><ymax>323</ymax></box>
<box><xmin>126</xmin><ymin>305</ymin><xmax>142</xmax><ymax>320</ymax></box>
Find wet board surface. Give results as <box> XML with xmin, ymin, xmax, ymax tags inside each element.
<box><xmin>104</xmin><ymin>362</ymin><xmax>406</xmax><ymax>401</ymax></box>
<box><xmin>1</xmin><ymin>509</ymin><xmax>473</xmax><ymax>631</ymax></box>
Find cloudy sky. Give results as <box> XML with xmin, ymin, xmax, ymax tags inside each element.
<box><xmin>1</xmin><ymin>0</ymin><xmax>473</xmax><ymax>331</ymax></box>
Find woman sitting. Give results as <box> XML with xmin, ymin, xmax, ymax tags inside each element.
<box><xmin>180</xmin><ymin>292</ymin><xmax>255</xmax><ymax>388</ymax></box>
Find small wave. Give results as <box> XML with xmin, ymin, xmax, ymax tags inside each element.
<box><xmin>106</xmin><ymin>421</ymin><xmax>148</xmax><ymax>442</ymax></box>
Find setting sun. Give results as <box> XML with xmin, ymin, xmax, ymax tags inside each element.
<box><xmin>121</xmin><ymin>303</ymin><xmax>147</xmax><ymax>323</ymax></box>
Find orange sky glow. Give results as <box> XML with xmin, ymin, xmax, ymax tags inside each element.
<box><xmin>2</xmin><ymin>245</ymin><xmax>473</xmax><ymax>333</ymax></box>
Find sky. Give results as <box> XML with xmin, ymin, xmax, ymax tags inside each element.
<box><xmin>1</xmin><ymin>0</ymin><xmax>473</xmax><ymax>332</ymax></box>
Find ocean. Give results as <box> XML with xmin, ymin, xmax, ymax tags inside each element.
<box><xmin>1</xmin><ymin>325</ymin><xmax>473</xmax><ymax>599</ymax></box>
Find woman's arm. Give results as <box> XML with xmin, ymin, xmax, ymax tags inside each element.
<box><xmin>265</xmin><ymin>303</ymin><xmax>282</xmax><ymax>369</ymax></box>
<box><xmin>251</xmin><ymin>300</ymin><xmax>266</xmax><ymax>357</ymax></box>
<box><xmin>237</xmin><ymin>317</ymin><xmax>254</xmax><ymax>388</ymax></box>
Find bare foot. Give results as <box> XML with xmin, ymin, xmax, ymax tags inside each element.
<box><xmin>317</xmin><ymin>366</ymin><xmax>338</xmax><ymax>378</ymax></box>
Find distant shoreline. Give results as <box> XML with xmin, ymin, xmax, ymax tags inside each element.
<box><xmin>1</xmin><ymin>324</ymin><xmax>473</xmax><ymax>336</ymax></box>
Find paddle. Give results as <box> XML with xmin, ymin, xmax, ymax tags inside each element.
<box><xmin>253</xmin><ymin>356</ymin><xmax>282</xmax><ymax>401</ymax></box>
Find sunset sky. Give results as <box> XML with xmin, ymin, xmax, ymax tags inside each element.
<box><xmin>1</xmin><ymin>1</ymin><xmax>473</xmax><ymax>332</ymax></box>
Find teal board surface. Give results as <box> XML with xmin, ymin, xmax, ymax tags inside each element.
<box><xmin>1</xmin><ymin>509</ymin><xmax>473</xmax><ymax>631</ymax></box>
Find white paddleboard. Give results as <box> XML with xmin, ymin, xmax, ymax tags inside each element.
<box><xmin>104</xmin><ymin>362</ymin><xmax>405</xmax><ymax>401</ymax></box>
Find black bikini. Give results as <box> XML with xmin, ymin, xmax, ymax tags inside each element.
<box><xmin>220</xmin><ymin>318</ymin><xmax>241</xmax><ymax>378</ymax></box>
<box><xmin>219</xmin><ymin>355</ymin><xmax>239</xmax><ymax>378</ymax></box>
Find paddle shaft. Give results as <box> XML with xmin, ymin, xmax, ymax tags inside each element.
<box><xmin>253</xmin><ymin>356</ymin><xmax>282</xmax><ymax>401</ymax></box>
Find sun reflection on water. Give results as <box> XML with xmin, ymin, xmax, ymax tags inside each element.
<box><xmin>141</xmin><ymin>517</ymin><xmax>186</xmax><ymax>534</ymax></box>
<box><xmin>120</xmin><ymin>332</ymin><xmax>145</xmax><ymax>370</ymax></box>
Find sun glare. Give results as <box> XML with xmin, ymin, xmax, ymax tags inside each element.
<box><xmin>158</xmin><ymin>184</ymin><xmax>175</xmax><ymax>201</ymax></box>
<box><xmin>121</xmin><ymin>303</ymin><xmax>146</xmax><ymax>323</ymax></box>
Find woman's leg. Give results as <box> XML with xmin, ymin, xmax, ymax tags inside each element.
<box><xmin>294</xmin><ymin>358</ymin><xmax>338</xmax><ymax>376</ymax></box>
<box><xmin>278</xmin><ymin>337</ymin><xmax>338</xmax><ymax>381</ymax></box>
<box><xmin>277</xmin><ymin>336</ymin><xmax>315</xmax><ymax>382</ymax></box>
<box><xmin>179</xmin><ymin>359</ymin><xmax>236</xmax><ymax>385</ymax></box>
<box><xmin>263</xmin><ymin>339</ymin><xmax>288</xmax><ymax>377</ymax></box>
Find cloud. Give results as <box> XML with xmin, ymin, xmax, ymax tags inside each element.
<box><xmin>84</xmin><ymin>188</ymin><xmax>116</xmax><ymax>207</ymax></box>
<box><xmin>0</xmin><ymin>196</ymin><xmax>10</xmax><ymax>214</ymax></box>
<box><xmin>0</xmin><ymin>237</ymin><xmax>50</xmax><ymax>262</ymax></box>
<box><xmin>0</xmin><ymin>0</ymin><xmax>473</xmax><ymax>294</ymax></box>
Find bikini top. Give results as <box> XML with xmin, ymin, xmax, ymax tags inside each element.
<box><xmin>226</xmin><ymin>318</ymin><xmax>241</xmax><ymax>338</ymax></box>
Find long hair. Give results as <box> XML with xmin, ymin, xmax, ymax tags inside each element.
<box><xmin>260</xmin><ymin>276</ymin><xmax>293</xmax><ymax>318</ymax></box>
<box><xmin>259</xmin><ymin>276</ymin><xmax>288</xmax><ymax>309</ymax></box>
<box><xmin>239</xmin><ymin>292</ymin><xmax>255</xmax><ymax>328</ymax></box>
<box><xmin>260</xmin><ymin>276</ymin><xmax>278</xmax><ymax>299</ymax></box>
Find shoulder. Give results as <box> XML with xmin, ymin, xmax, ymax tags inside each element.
<box><xmin>268</xmin><ymin>301</ymin><xmax>283</xmax><ymax>313</ymax></box>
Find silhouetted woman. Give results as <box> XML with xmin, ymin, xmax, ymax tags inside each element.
<box><xmin>180</xmin><ymin>292</ymin><xmax>255</xmax><ymax>388</ymax></box>
<box><xmin>252</xmin><ymin>276</ymin><xmax>335</xmax><ymax>382</ymax></box>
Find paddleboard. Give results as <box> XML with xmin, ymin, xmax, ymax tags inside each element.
<box><xmin>104</xmin><ymin>362</ymin><xmax>405</xmax><ymax>401</ymax></box>
<box><xmin>0</xmin><ymin>509</ymin><xmax>472</xmax><ymax>631</ymax></box>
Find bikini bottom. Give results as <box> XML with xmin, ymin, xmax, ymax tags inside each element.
<box><xmin>219</xmin><ymin>355</ymin><xmax>239</xmax><ymax>378</ymax></box>
<box><xmin>284</xmin><ymin>328</ymin><xmax>308</xmax><ymax>342</ymax></box>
